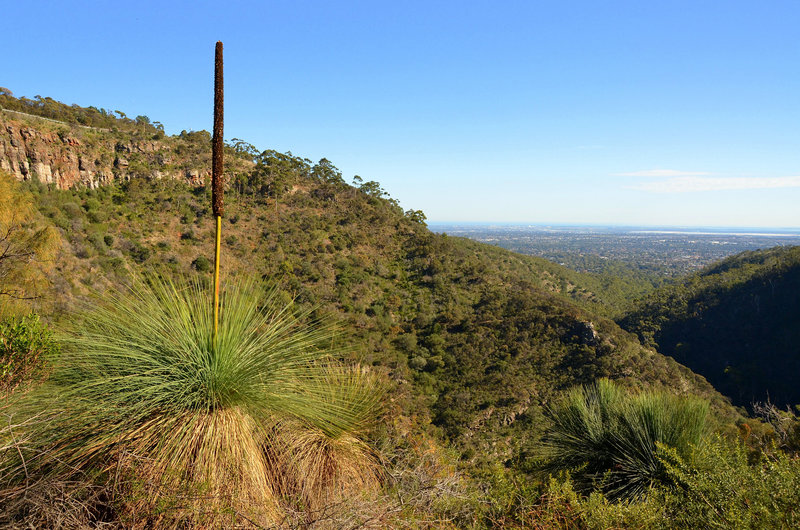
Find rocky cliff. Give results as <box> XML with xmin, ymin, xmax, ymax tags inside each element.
<box><xmin>0</xmin><ymin>110</ymin><xmax>221</xmax><ymax>189</ymax></box>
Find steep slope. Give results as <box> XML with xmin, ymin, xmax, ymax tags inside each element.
<box><xmin>619</xmin><ymin>246</ymin><xmax>800</xmax><ymax>408</ymax></box>
<box><xmin>1</xmin><ymin>94</ymin><xmax>740</xmax><ymax>469</ymax></box>
<box><xmin>21</xmin><ymin>171</ymin><xmax>737</xmax><ymax>463</ymax></box>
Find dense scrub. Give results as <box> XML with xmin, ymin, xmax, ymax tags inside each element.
<box><xmin>482</xmin><ymin>434</ymin><xmax>800</xmax><ymax>529</ymax></box>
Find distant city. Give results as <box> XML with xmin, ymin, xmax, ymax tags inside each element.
<box><xmin>429</xmin><ymin>224</ymin><xmax>800</xmax><ymax>276</ymax></box>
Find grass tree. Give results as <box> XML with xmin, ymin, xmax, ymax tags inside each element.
<box><xmin>541</xmin><ymin>378</ymin><xmax>708</xmax><ymax>501</ymax></box>
<box><xmin>0</xmin><ymin>277</ymin><xmax>383</xmax><ymax>525</ymax></box>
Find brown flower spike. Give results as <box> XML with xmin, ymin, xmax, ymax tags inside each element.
<box><xmin>212</xmin><ymin>41</ymin><xmax>224</xmax><ymax>217</ymax></box>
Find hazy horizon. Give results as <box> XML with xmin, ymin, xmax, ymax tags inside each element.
<box><xmin>428</xmin><ymin>222</ymin><xmax>800</xmax><ymax>233</ymax></box>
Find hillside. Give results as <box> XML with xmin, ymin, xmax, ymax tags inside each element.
<box><xmin>0</xmin><ymin>114</ymin><xmax>743</xmax><ymax>475</ymax></box>
<box><xmin>619</xmin><ymin>245</ymin><xmax>800</xmax><ymax>409</ymax></box>
<box><xmin>25</xmin><ymin>174</ymin><xmax>741</xmax><ymax>457</ymax></box>
<box><xmin>3</xmin><ymin>92</ymin><xmax>752</xmax><ymax>459</ymax></box>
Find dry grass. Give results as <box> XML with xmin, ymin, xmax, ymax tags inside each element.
<box><xmin>282</xmin><ymin>426</ymin><xmax>381</xmax><ymax>510</ymax></box>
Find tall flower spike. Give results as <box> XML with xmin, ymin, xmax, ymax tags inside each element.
<box><xmin>212</xmin><ymin>41</ymin><xmax>224</xmax><ymax>218</ymax></box>
<box><xmin>212</xmin><ymin>41</ymin><xmax>224</xmax><ymax>345</ymax></box>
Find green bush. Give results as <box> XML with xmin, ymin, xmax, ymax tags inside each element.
<box><xmin>659</xmin><ymin>437</ymin><xmax>800</xmax><ymax>528</ymax></box>
<box><xmin>51</xmin><ymin>213</ymin><xmax>70</xmax><ymax>230</ymax></box>
<box><xmin>125</xmin><ymin>241</ymin><xmax>150</xmax><ymax>263</ymax></box>
<box><xmin>0</xmin><ymin>315</ymin><xmax>58</xmax><ymax>394</ymax></box>
<box><xmin>87</xmin><ymin>209</ymin><xmax>107</xmax><ymax>223</ymax></box>
<box><xmin>83</xmin><ymin>198</ymin><xmax>101</xmax><ymax>212</ymax></box>
<box><xmin>60</xmin><ymin>201</ymin><xmax>83</xmax><ymax>219</ymax></box>
<box><xmin>87</xmin><ymin>232</ymin><xmax>106</xmax><ymax>251</ymax></box>
<box><xmin>542</xmin><ymin>379</ymin><xmax>709</xmax><ymax>501</ymax></box>
<box><xmin>192</xmin><ymin>256</ymin><xmax>211</xmax><ymax>272</ymax></box>
<box><xmin>535</xmin><ymin>437</ymin><xmax>800</xmax><ymax>529</ymax></box>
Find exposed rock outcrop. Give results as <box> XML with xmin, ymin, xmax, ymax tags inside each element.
<box><xmin>574</xmin><ymin>320</ymin><xmax>600</xmax><ymax>346</ymax></box>
<box><xmin>0</xmin><ymin>112</ymin><xmax>212</xmax><ymax>189</ymax></box>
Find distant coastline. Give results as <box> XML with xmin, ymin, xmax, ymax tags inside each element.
<box><xmin>630</xmin><ymin>230</ymin><xmax>800</xmax><ymax>237</ymax></box>
<box><xmin>429</xmin><ymin>223</ymin><xmax>800</xmax><ymax>237</ymax></box>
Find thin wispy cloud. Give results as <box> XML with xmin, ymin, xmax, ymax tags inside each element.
<box><xmin>629</xmin><ymin>176</ymin><xmax>800</xmax><ymax>193</ymax></box>
<box><xmin>576</xmin><ymin>144</ymin><xmax>605</xmax><ymax>150</ymax></box>
<box><xmin>617</xmin><ymin>169</ymin><xmax>712</xmax><ymax>178</ymax></box>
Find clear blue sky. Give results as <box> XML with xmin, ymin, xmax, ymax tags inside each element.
<box><xmin>4</xmin><ymin>1</ymin><xmax>800</xmax><ymax>227</ymax></box>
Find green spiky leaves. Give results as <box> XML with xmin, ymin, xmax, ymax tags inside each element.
<box><xmin>59</xmin><ymin>278</ymin><xmax>368</xmax><ymax>419</ymax></box>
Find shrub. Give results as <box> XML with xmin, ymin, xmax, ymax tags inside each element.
<box><xmin>0</xmin><ymin>171</ymin><xmax>59</xmax><ymax>307</ymax></box>
<box><xmin>61</xmin><ymin>201</ymin><xmax>83</xmax><ymax>219</ymax></box>
<box><xmin>659</xmin><ymin>436</ymin><xmax>800</xmax><ymax>528</ymax></box>
<box><xmin>87</xmin><ymin>232</ymin><xmax>106</xmax><ymax>251</ymax></box>
<box><xmin>191</xmin><ymin>256</ymin><xmax>211</xmax><ymax>272</ymax></box>
<box><xmin>753</xmin><ymin>401</ymin><xmax>800</xmax><ymax>454</ymax></box>
<box><xmin>541</xmin><ymin>379</ymin><xmax>708</xmax><ymax>501</ymax></box>
<box><xmin>83</xmin><ymin>198</ymin><xmax>101</xmax><ymax>212</ymax></box>
<box><xmin>0</xmin><ymin>277</ymin><xmax>382</xmax><ymax>525</ymax></box>
<box><xmin>73</xmin><ymin>243</ymin><xmax>91</xmax><ymax>259</ymax></box>
<box><xmin>51</xmin><ymin>214</ymin><xmax>70</xmax><ymax>230</ymax></box>
<box><xmin>536</xmin><ymin>437</ymin><xmax>800</xmax><ymax>529</ymax></box>
<box><xmin>87</xmin><ymin>209</ymin><xmax>107</xmax><ymax>223</ymax></box>
<box><xmin>125</xmin><ymin>242</ymin><xmax>150</xmax><ymax>263</ymax></box>
<box><xmin>0</xmin><ymin>315</ymin><xmax>58</xmax><ymax>394</ymax></box>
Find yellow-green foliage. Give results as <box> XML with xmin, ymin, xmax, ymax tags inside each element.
<box><xmin>659</xmin><ymin>437</ymin><xmax>800</xmax><ymax>528</ymax></box>
<box><xmin>0</xmin><ymin>314</ymin><xmax>58</xmax><ymax>395</ymax></box>
<box><xmin>525</xmin><ymin>436</ymin><xmax>800</xmax><ymax>529</ymax></box>
<box><xmin>0</xmin><ymin>170</ymin><xmax>59</xmax><ymax>316</ymax></box>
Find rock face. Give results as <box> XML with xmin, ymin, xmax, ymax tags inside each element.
<box><xmin>574</xmin><ymin>320</ymin><xmax>600</xmax><ymax>346</ymax></box>
<box><xmin>0</xmin><ymin>113</ymin><xmax>211</xmax><ymax>189</ymax></box>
